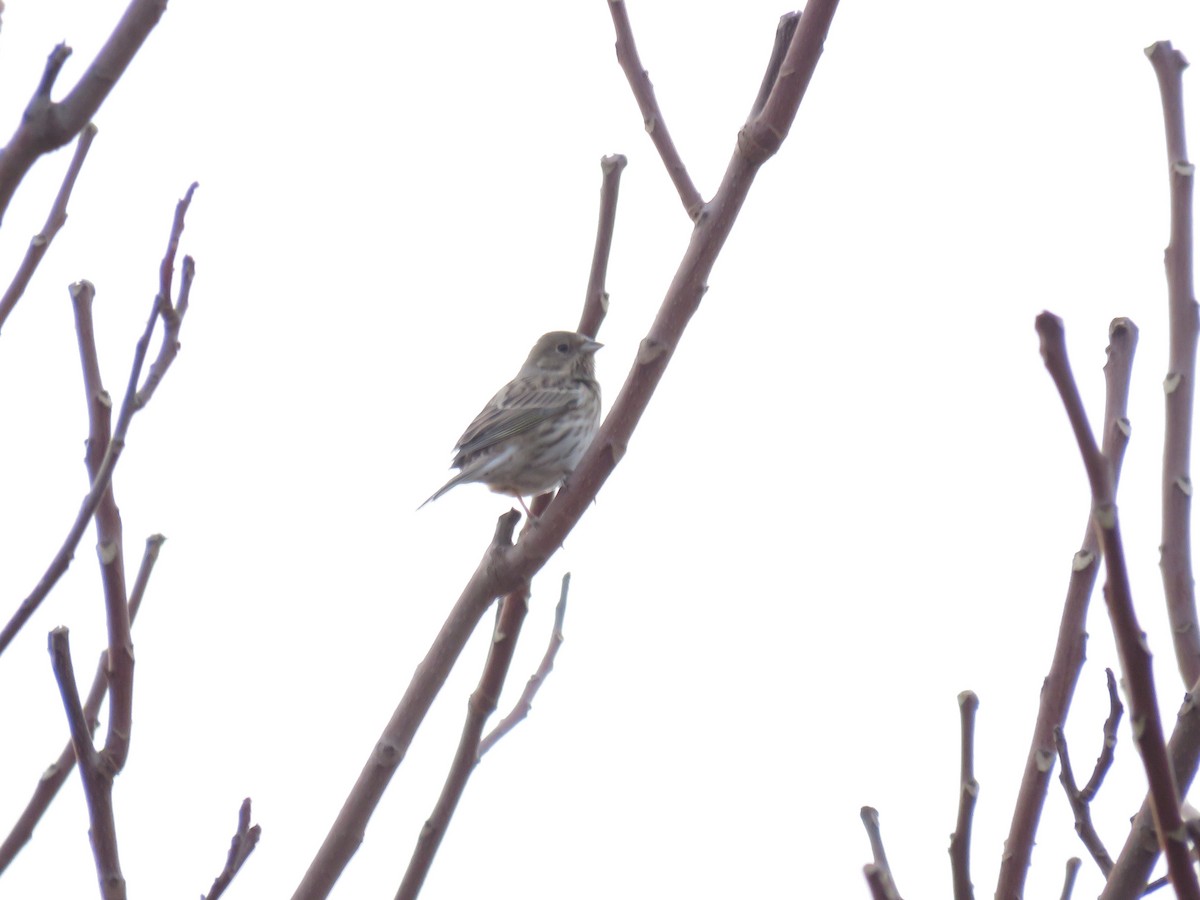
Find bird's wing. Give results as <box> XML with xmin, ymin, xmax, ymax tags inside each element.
<box><xmin>453</xmin><ymin>380</ymin><xmax>575</xmax><ymax>459</ymax></box>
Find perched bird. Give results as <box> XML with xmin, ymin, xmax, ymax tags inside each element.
<box><xmin>421</xmin><ymin>330</ymin><xmax>603</xmax><ymax>514</ymax></box>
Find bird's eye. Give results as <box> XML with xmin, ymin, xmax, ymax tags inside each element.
<box><xmin>556</xmin><ymin>342</ymin><xmax>570</xmax><ymax>353</ymax></box>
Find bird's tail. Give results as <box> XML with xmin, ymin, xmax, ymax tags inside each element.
<box><xmin>417</xmin><ymin>473</ymin><xmax>465</xmax><ymax>510</ymax></box>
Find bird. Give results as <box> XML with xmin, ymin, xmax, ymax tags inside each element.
<box><xmin>421</xmin><ymin>330</ymin><xmax>603</xmax><ymax>515</ymax></box>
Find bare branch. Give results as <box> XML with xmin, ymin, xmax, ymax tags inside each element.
<box><xmin>201</xmin><ymin>798</ymin><xmax>261</xmax><ymax>900</ymax></box>
<box><xmin>70</xmin><ymin>279</ymin><xmax>134</xmax><ymax>772</ymax></box>
<box><xmin>48</xmin><ymin>627</ymin><xmax>125</xmax><ymax>900</ymax></box>
<box><xmin>1037</xmin><ymin>311</ymin><xmax>1199</xmax><ymax>900</ymax></box>
<box><xmin>750</xmin><ymin>14</ymin><xmax>802</xmax><ymax>119</ymax></box>
<box><xmin>0</xmin><ymin>535</ymin><xmax>162</xmax><ymax>873</ymax></box>
<box><xmin>0</xmin><ymin>0</ymin><xmax>167</xmax><ymax>225</ymax></box>
<box><xmin>479</xmin><ymin>573</ymin><xmax>570</xmax><ymax>756</ymax></box>
<box><xmin>606</xmin><ymin>0</ymin><xmax>704</xmax><ymax>219</ymax></box>
<box><xmin>136</xmin><ymin>181</ymin><xmax>198</xmax><ymax>408</ymax></box>
<box><xmin>1145</xmin><ymin>41</ymin><xmax>1200</xmax><ymax>687</ymax></box>
<box><xmin>1054</xmin><ymin>725</ymin><xmax>1114</xmax><ymax>876</ymax></box>
<box><xmin>864</xmin><ymin>864</ymin><xmax>900</xmax><ymax>900</ymax></box>
<box><xmin>860</xmin><ymin>807</ymin><xmax>903</xmax><ymax>900</ymax></box>
<box><xmin>0</xmin><ymin>185</ymin><xmax>197</xmax><ymax>658</ymax></box>
<box><xmin>993</xmin><ymin>315</ymin><xmax>1135</xmax><ymax>900</ymax></box>
<box><xmin>949</xmin><ymin>691</ymin><xmax>978</xmax><ymax>900</ymax></box>
<box><xmin>578</xmin><ymin>156</ymin><xmax>626</xmax><ymax>340</ymax></box>
<box><xmin>395</xmin><ymin>579</ymin><xmax>534</xmax><ymax>900</ymax></box>
<box><xmin>1081</xmin><ymin>668</ymin><xmax>1123</xmax><ymax>799</ymax></box>
<box><xmin>0</xmin><ymin>123</ymin><xmax>97</xmax><ymax>333</ymax></box>
<box><xmin>1059</xmin><ymin>858</ymin><xmax>1082</xmax><ymax>900</ymax></box>
<box><xmin>291</xmin><ymin>6</ymin><xmax>842</xmax><ymax>896</ymax></box>
<box><xmin>1101</xmin><ymin>677</ymin><xmax>1200</xmax><ymax>897</ymax></box>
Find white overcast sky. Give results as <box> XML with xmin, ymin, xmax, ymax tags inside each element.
<box><xmin>3</xmin><ymin>2</ymin><xmax>1200</xmax><ymax>898</ymax></box>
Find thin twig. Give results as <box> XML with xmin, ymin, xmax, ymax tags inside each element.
<box><xmin>0</xmin><ymin>0</ymin><xmax>167</xmax><ymax>225</ymax></box>
<box><xmin>48</xmin><ymin>627</ymin><xmax>125</xmax><ymax>900</ymax></box>
<box><xmin>750</xmin><ymin>14</ymin><xmax>802</xmax><ymax>120</ymax></box>
<box><xmin>0</xmin><ymin>123</ymin><xmax>97</xmax><ymax>333</ymax></box>
<box><xmin>1037</xmin><ymin>311</ymin><xmax>1199</xmax><ymax>900</ymax></box>
<box><xmin>479</xmin><ymin>574</ymin><xmax>570</xmax><ymax>756</ymax></box>
<box><xmin>394</xmin><ymin>578</ymin><xmax>534</xmax><ymax>900</ymax></box>
<box><xmin>1059</xmin><ymin>858</ymin><xmax>1082</xmax><ymax>900</ymax></box>
<box><xmin>0</xmin><ymin>184</ymin><xmax>197</xmax><ymax>659</ymax></box>
<box><xmin>0</xmin><ymin>535</ymin><xmax>162</xmax><ymax>874</ymax></box>
<box><xmin>1102</xmin><ymin>677</ymin><xmax>1200</xmax><ymax>898</ymax></box>
<box><xmin>578</xmin><ymin>155</ymin><xmax>626</xmax><ymax>340</ymax></box>
<box><xmin>1055</xmin><ymin>725</ymin><xmax>1114</xmax><ymax>876</ymax></box>
<box><xmin>606</xmin><ymin>0</ymin><xmax>704</xmax><ymax>220</ymax></box>
<box><xmin>291</xmin><ymin>6</ymin><xmax>842</xmax><ymax>896</ymax></box>
<box><xmin>1082</xmin><ymin>668</ymin><xmax>1123</xmax><ymax>799</ymax></box>
<box><xmin>949</xmin><ymin>691</ymin><xmax>978</xmax><ymax>900</ymax></box>
<box><xmin>861</xmin><ymin>807</ymin><xmax>903</xmax><ymax>900</ymax></box>
<box><xmin>201</xmin><ymin>798</ymin><xmax>261</xmax><ymax>900</ymax></box>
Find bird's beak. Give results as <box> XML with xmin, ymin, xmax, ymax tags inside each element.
<box><xmin>582</xmin><ymin>339</ymin><xmax>603</xmax><ymax>354</ymax></box>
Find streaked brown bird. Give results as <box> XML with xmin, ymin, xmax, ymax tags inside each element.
<box><xmin>421</xmin><ymin>331</ymin><xmax>602</xmax><ymax>514</ymax></box>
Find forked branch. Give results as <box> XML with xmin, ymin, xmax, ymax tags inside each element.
<box><xmin>291</xmin><ymin>5</ymin><xmax>842</xmax><ymax>897</ymax></box>
<box><xmin>1037</xmin><ymin>312</ymin><xmax>1199</xmax><ymax>900</ymax></box>
<box><xmin>0</xmin><ymin>0</ymin><xmax>167</xmax><ymax>225</ymax></box>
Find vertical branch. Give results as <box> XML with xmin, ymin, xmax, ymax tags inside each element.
<box><xmin>577</xmin><ymin>155</ymin><xmax>626</xmax><ymax>340</ymax></box>
<box><xmin>1059</xmin><ymin>858</ymin><xmax>1082</xmax><ymax>900</ymax></box>
<box><xmin>949</xmin><ymin>691</ymin><xmax>978</xmax><ymax>900</ymax></box>
<box><xmin>1037</xmin><ymin>312</ymin><xmax>1199</xmax><ymax>900</ymax></box>
<box><xmin>1147</xmin><ymin>41</ymin><xmax>1200</xmax><ymax>688</ymax></box>
<box><xmin>996</xmin><ymin>318</ymin><xmax>1136</xmax><ymax>899</ymax></box>
<box><xmin>48</xmin><ymin>628</ymin><xmax>125</xmax><ymax>900</ymax></box>
<box><xmin>70</xmin><ymin>280</ymin><xmax>134</xmax><ymax>772</ymax></box>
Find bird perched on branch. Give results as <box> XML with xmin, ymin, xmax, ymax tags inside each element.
<box><xmin>421</xmin><ymin>331</ymin><xmax>603</xmax><ymax>515</ymax></box>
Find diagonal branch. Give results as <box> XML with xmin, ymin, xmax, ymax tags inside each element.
<box><xmin>1100</xmin><ymin>675</ymin><xmax>1200</xmax><ymax>898</ymax></box>
<box><xmin>0</xmin><ymin>123</ymin><xmax>98</xmax><ymax>333</ymax></box>
<box><xmin>0</xmin><ymin>0</ymin><xmax>167</xmax><ymax>226</ymax></box>
<box><xmin>201</xmin><ymin>798</ymin><xmax>261</xmax><ymax>900</ymax></box>
<box><xmin>0</xmin><ymin>184</ymin><xmax>197</xmax><ymax>659</ymax></box>
<box><xmin>861</xmin><ymin>807</ymin><xmax>903</xmax><ymax>900</ymax></box>
<box><xmin>607</xmin><ymin>1</ymin><xmax>704</xmax><ymax>219</ymax></box>
<box><xmin>1146</xmin><ymin>41</ymin><xmax>1200</xmax><ymax>688</ymax></box>
<box><xmin>479</xmin><ymin>573</ymin><xmax>569</xmax><ymax>756</ymax></box>
<box><xmin>1081</xmin><ymin>668</ymin><xmax>1123</xmax><ymax>800</ymax></box>
<box><xmin>1037</xmin><ymin>311</ymin><xmax>1199</xmax><ymax>900</ymax></box>
<box><xmin>997</xmin><ymin>318</ymin><xmax>1136</xmax><ymax>899</ymax></box>
<box><xmin>0</xmin><ymin>535</ymin><xmax>163</xmax><ymax>874</ymax></box>
<box><xmin>393</xmin><ymin>574</ymin><xmax>558</xmax><ymax>900</ymax></box>
<box><xmin>290</xmin><ymin>5</ymin><xmax>842</xmax><ymax>897</ymax></box>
